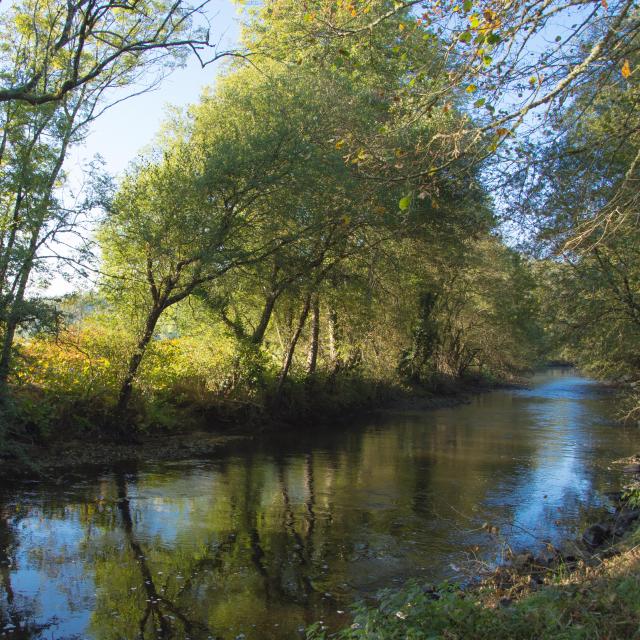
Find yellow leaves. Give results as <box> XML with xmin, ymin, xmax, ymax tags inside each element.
<box><xmin>14</xmin><ymin>13</ymin><xmax>33</xmax><ymax>36</ymax></box>
<box><xmin>335</xmin><ymin>139</ymin><xmax>347</xmax><ymax>149</ymax></box>
<box><xmin>466</xmin><ymin>84</ymin><xmax>477</xmax><ymax>93</ymax></box>
<box><xmin>398</xmin><ymin>23</ymin><xmax>406</xmax><ymax>32</ymax></box>
<box><xmin>51</xmin><ymin>55</ymin><xmax>69</xmax><ymax>71</ymax></box>
<box><xmin>351</xmin><ymin>148</ymin><xmax>370</xmax><ymax>164</ymax></box>
<box><xmin>495</xmin><ymin>127</ymin><xmax>511</xmax><ymax>137</ymax></box>
<box><xmin>621</xmin><ymin>59</ymin><xmax>632</xmax><ymax>79</ymax></box>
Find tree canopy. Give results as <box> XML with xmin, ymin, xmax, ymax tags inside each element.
<box><xmin>0</xmin><ymin>0</ymin><xmax>637</xmax><ymax>438</ymax></box>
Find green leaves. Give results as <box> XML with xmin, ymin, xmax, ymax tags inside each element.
<box><xmin>399</xmin><ymin>195</ymin><xmax>412</xmax><ymax>211</ymax></box>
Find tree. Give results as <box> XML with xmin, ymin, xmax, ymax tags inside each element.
<box><xmin>0</xmin><ymin>91</ymin><xmax>90</xmax><ymax>386</ymax></box>
<box><xmin>515</xmin><ymin>38</ymin><xmax>640</xmax><ymax>406</ymax></box>
<box><xmin>247</xmin><ymin>0</ymin><xmax>639</xmax><ymax>239</ymax></box>
<box><xmin>101</xmin><ymin>67</ymin><xmax>347</xmax><ymax>418</ymax></box>
<box><xmin>0</xmin><ymin>0</ymin><xmax>241</xmax><ymax>402</ymax></box>
<box><xmin>0</xmin><ymin>0</ymin><xmax>233</xmax><ymax>107</ymax></box>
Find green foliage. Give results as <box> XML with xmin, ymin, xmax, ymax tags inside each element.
<box><xmin>526</xmin><ymin>32</ymin><xmax>640</xmax><ymax>397</ymax></box>
<box><xmin>1</xmin><ymin>0</ymin><xmax>547</xmax><ymax>441</ymax></box>
<box><xmin>0</xmin><ymin>0</ymin><xmax>204</xmax><ymax>105</ymax></box>
<box><xmin>622</xmin><ymin>482</ymin><xmax>640</xmax><ymax>509</ymax></box>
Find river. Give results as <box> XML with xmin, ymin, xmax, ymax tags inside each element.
<box><xmin>1</xmin><ymin>368</ymin><xmax>639</xmax><ymax>639</ymax></box>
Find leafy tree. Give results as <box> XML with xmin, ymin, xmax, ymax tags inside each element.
<box><xmin>101</xmin><ymin>66</ymin><xmax>356</xmax><ymax>417</ymax></box>
<box><xmin>0</xmin><ymin>0</ymin><xmax>241</xmax><ymax>416</ymax></box>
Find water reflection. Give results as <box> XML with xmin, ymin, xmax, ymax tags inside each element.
<box><xmin>1</xmin><ymin>369</ymin><xmax>639</xmax><ymax>639</ymax></box>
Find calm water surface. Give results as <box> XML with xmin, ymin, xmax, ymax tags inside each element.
<box><xmin>2</xmin><ymin>369</ymin><xmax>640</xmax><ymax>639</ymax></box>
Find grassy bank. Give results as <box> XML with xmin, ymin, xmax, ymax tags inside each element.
<box><xmin>0</xmin><ymin>371</ymin><xmax>503</xmax><ymax>480</ymax></box>
<box><xmin>308</xmin><ymin>485</ymin><xmax>640</xmax><ymax>640</ymax></box>
<box><xmin>309</xmin><ymin>538</ymin><xmax>640</xmax><ymax>639</ymax></box>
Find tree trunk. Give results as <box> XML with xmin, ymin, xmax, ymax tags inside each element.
<box><xmin>251</xmin><ymin>289</ymin><xmax>279</xmax><ymax>345</ymax></box>
<box><xmin>327</xmin><ymin>307</ymin><xmax>342</xmax><ymax>375</ymax></box>
<box><xmin>0</xmin><ymin>319</ymin><xmax>17</xmax><ymax>390</ymax></box>
<box><xmin>0</xmin><ymin>121</ymin><xmax>73</xmax><ymax>391</ymax></box>
<box><xmin>276</xmin><ymin>293</ymin><xmax>312</xmax><ymax>395</ymax></box>
<box><xmin>0</xmin><ymin>226</ymin><xmax>39</xmax><ymax>387</ymax></box>
<box><xmin>306</xmin><ymin>294</ymin><xmax>320</xmax><ymax>376</ymax></box>
<box><xmin>0</xmin><ymin>191</ymin><xmax>24</xmax><ymax>299</ymax></box>
<box><xmin>116</xmin><ymin>305</ymin><xmax>163</xmax><ymax>418</ymax></box>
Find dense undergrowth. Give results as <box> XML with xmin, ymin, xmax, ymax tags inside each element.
<box><xmin>0</xmin><ymin>250</ymin><xmax>538</xmax><ymax>455</ymax></box>
<box><xmin>0</xmin><ymin>347</ymin><xmax>496</xmax><ymax>455</ymax></box>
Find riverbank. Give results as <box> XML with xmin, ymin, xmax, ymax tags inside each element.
<box><xmin>309</xmin><ymin>529</ymin><xmax>640</xmax><ymax>639</ymax></box>
<box><xmin>309</xmin><ymin>456</ymin><xmax>640</xmax><ymax>640</ymax></box>
<box><xmin>0</xmin><ymin>374</ymin><xmax>509</xmax><ymax>482</ymax></box>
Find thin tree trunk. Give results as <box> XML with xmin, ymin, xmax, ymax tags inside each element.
<box><xmin>276</xmin><ymin>293</ymin><xmax>312</xmax><ymax>395</ymax></box>
<box><xmin>0</xmin><ymin>317</ymin><xmax>18</xmax><ymax>388</ymax></box>
<box><xmin>0</xmin><ymin>191</ymin><xmax>24</xmax><ymax>297</ymax></box>
<box><xmin>251</xmin><ymin>289</ymin><xmax>279</xmax><ymax>345</ymax></box>
<box><xmin>0</xmin><ymin>118</ymin><xmax>73</xmax><ymax>388</ymax></box>
<box><xmin>306</xmin><ymin>293</ymin><xmax>320</xmax><ymax>376</ymax></box>
<box><xmin>327</xmin><ymin>307</ymin><xmax>342</xmax><ymax>375</ymax></box>
<box><xmin>0</xmin><ymin>229</ymin><xmax>39</xmax><ymax>386</ymax></box>
<box><xmin>116</xmin><ymin>305</ymin><xmax>163</xmax><ymax>417</ymax></box>
<box><xmin>0</xmin><ymin>117</ymin><xmax>51</xmax><ymax>295</ymax></box>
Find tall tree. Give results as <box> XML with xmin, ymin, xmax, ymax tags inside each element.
<box><xmin>101</xmin><ymin>67</ymin><xmax>351</xmax><ymax>418</ymax></box>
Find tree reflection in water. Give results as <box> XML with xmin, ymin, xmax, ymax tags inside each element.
<box><xmin>3</xmin><ymin>371</ymin><xmax>639</xmax><ymax>639</ymax></box>
<box><xmin>114</xmin><ymin>473</ymin><xmax>216</xmax><ymax>639</ymax></box>
<box><xmin>0</xmin><ymin>499</ymin><xmax>54</xmax><ymax>639</ymax></box>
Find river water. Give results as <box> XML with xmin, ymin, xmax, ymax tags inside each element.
<box><xmin>1</xmin><ymin>369</ymin><xmax>639</xmax><ymax>639</ymax></box>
